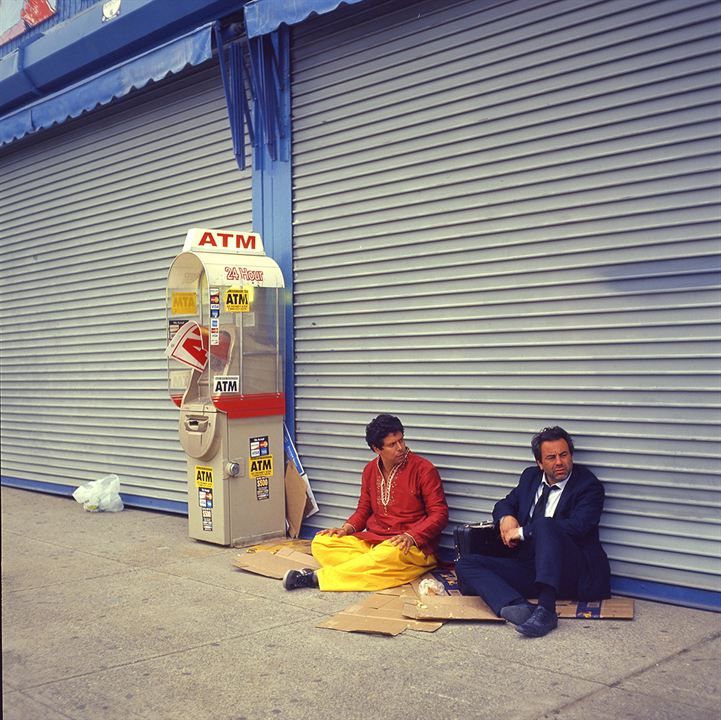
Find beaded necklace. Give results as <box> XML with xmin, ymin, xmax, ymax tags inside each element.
<box><xmin>378</xmin><ymin>448</ymin><xmax>410</xmax><ymax>513</ymax></box>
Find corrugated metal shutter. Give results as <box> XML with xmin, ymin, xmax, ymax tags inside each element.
<box><xmin>291</xmin><ymin>0</ymin><xmax>721</xmax><ymax>594</ymax></box>
<box><xmin>0</xmin><ymin>62</ymin><xmax>252</xmax><ymax>506</ymax></box>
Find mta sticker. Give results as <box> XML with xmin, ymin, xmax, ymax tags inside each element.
<box><xmin>249</xmin><ymin>455</ymin><xmax>273</xmax><ymax>478</ymax></box>
<box><xmin>171</xmin><ymin>292</ymin><xmax>197</xmax><ymax>315</ymax></box>
<box><xmin>195</xmin><ymin>465</ymin><xmax>213</xmax><ymax>488</ymax></box>
<box><xmin>224</xmin><ymin>287</ymin><xmax>249</xmax><ymax>312</ymax></box>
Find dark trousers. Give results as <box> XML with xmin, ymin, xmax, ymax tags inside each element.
<box><xmin>455</xmin><ymin>518</ymin><xmax>583</xmax><ymax>615</ymax></box>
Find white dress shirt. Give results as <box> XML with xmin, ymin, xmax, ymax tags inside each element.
<box><xmin>517</xmin><ymin>473</ymin><xmax>570</xmax><ymax>541</ymax></box>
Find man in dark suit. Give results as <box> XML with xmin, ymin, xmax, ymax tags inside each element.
<box><xmin>455</xmin><ymin>426</ymin><xmax>611</xmax><ymax>637</ymax></box>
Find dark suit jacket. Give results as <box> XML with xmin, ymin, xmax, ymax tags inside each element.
<box><xmin>492</xmin><ymin>464</ymin><xmax>611</xmax><ymax>600</ymax></box>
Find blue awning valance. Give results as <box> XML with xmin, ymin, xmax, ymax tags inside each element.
<box><xmin>243</xmin><ymin>0</ymin><xmax>365</xmax><ymax>38</ymax></box>
<box><xmin>0</xmin><ymin>22</ymin><xmax>213</xmax><ymax>146</ymax></box>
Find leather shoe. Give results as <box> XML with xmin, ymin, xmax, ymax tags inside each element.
<box><xmin>500</xmin><ymin>603</ymin><xmax>534</xmax><ymax>625</ymax></box>
<box><xmin>516</xmin><ymin>606</ymin><xmax>558</xmax><ymax>637</ymax></box>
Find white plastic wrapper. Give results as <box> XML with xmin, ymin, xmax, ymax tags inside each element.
<box><xmin>418</xmin><ymin>577</ymin><xmax>446</xmax><ymax>596</ymax></box>
<box><xmin>72</xmin><ymin>474</ymin><xmax>124</xmax><ymax>513</ymax></box>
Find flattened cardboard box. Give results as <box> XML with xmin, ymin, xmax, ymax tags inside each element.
<box><xmin>403</xmin><ymin>596</ymin><xmax>633</xmax><ymax>621</ymax></box>
<box><xmin>555</xmin><ymin>598</ymin><xmax>634</xmax><ymax>619</ymax></box>
<box><xmin>284</xmin><ymin>461</ymin><xmax>310</xmax><ymax>539</ymax></box>
<box><xmin>233</xmin><ymin>544</ymin><xmax>319</xmax><ymax>579</ymax></box>
<box><xmin>403</xmin><ymin>595</ymin><xmax>503</xmax><ymax>622</ymax></box>
<box><xmin>434</xmin><ymin>570</ymin><xmax>634</xmax><ymax>620</ymax></box>
<box><xmin>232</xmin><ymin>545</ymin><xmax>634</xmax><ymax>633</ymax></box>
<box><xmin>317</xmin><ymin>591</ymin><xmax>444</xmax><ymax>636</ymax></box>
<box><xmin>317</xmin><ymin>571</ymin><xmax>492</xmax><ymax>636</ymax></box>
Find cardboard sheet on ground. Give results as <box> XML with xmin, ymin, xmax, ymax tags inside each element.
<box><xmin>403</xmin><ymin>595</ymin><xmax>504</xmax><ymax>622</ymax></box>
<box><xmin>233</xmin><ymin>545</ymin><xmax>319</xmax><ymax>579</ymax></box>
<box><xmin>555</xmin><ymin>598</ymin><xmax>634</xmax><ymax>619</ymax></box>
<box><xmin>402</xmin><ymin>596</ymin><xmax>633</xmax><ymax>621</ymax></box>
<box><xmin>317</xmin><ymin>591</ymin><xmax>444</xmax><ymax>636</ymax></box>
<box><xmin>232</xmin><ymin>544</ymin><xmax>634</xmax><ymax>631</ymax></box>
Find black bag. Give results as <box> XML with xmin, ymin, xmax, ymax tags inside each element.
<box><xmin>453</xmin><ymin>521</ymin><xmax>515</xmax><ymax>560</ymax></box>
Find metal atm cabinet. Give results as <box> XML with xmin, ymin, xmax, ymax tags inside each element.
<box><xmin>165</xmin><ymin>227</ymin><xmax>286</xmax><ymax>546</ymax></box>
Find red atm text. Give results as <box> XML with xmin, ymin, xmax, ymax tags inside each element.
<box><xmin>198</xmin><ymin>231</ymin><xmax>257</xmax><ymax>250</ymax></box>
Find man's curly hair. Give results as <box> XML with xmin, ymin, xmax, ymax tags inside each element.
<box><xmin>365</xmin><ymin>414</ymin><xmax>404</xmax><ymax>451</ymax></box>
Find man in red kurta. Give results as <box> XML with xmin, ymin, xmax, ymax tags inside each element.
<box><xmin>282</xmin><ymin>414</ymin><xmax>449</xmax><ymax>592</ymax></box>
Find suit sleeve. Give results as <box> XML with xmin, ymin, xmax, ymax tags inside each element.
<box><xmin>492</xmin><ymin>467</ymin><xmax>535</xmax><ymax>525</ymax></box>
<box><xmin>404</xmin><ymin>464</ymin><xmax>449</xmax><ymax>549</ymax></box>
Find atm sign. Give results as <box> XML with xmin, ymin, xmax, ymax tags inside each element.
<box><xmin>224</xmin><ymin>288</ymin><xmax>250</xmax><ymax>312</ymax></box>
<box><xmin>195</xmin><ymin>466</ymin><xmax>214</xmax><ymax>488</ymax></box>
<box><xmin>171</xmin><ymin>292</ymin><xmax>197</xmax><ymax>315</ymax></box>
<box><xmin>213</xmin><ymin>376</ymin><xmax>239</xmax><ymax>393</ymax></box>
<box><xmin>249</xmin><ymin>455</ymin><xmax>273</xmax><ymax>478</ymax></box>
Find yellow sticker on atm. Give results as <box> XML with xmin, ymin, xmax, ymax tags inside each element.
<box><xmin>224</xmin><ymin>287</ymin><xmax>250</xmax><ymax>312</ymax></box>
<box><xmin>249</xmin><ymin>455</ymin><xmax>273</xmax><ymax>478</ymax></box>
<box><xmin>171</xmin><ymin>292</ymin><xmax>197</xmax><ymax>316</ymax></box>
<box><xmin>195</xmin><ymin>465</ymin><xmax>214</xmax><ymax>488</ymax></box>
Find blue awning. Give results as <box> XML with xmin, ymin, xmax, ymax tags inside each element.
<box><xmin>0</xmin><ymin>22</ymin><xmax>214</xmax><ymax>147</ymax></box>
<box><xmin>243</xmin><ymin>0</ymin><xmax>365</xmax><ymax>38</ymax></box>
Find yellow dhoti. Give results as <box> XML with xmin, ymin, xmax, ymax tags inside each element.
<box><xmin>311</xmin><ymin>533</ymin><xmax>437</xmax><ymax>592</ymax></box>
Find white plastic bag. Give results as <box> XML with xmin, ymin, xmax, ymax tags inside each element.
<box><xmin>418</xmin><ymin>577</ymin><xmax>446</xmax><ymax>596</ymax></box>
<box><xmin>72</xmin><ymin>474</ymin><xmax>124</xmax><ymax>513</ymax></box>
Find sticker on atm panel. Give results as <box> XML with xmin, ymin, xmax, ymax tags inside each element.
<box><xmin>168</xmin><ymin>319</ymin><xmax>185</xmax><ymax>341</ymax></box>
<box><xmin>171</xmin><ymin>292</ymin><xmax>197</xmax><ymax>316</ymax></box>
<box><xmin>210</xmin><ymin>308</ymin><xmax>220</xmax><ymax>318</ymax></box>
<box><xmin>224</xmin><ymin>287</ymin><xmax>250</xmax><ymax>312</ymax></box>
<box><xmin>165</xmin><ymin>321</ymin><xmax>208</xmax><ymax>371</ymax></box>
<box><xmin>202</xmin><ymin>509</ymin><xmax>212</xmax><ymax>518</ymax></box>
<box><xmin>249</xmin><ymin>455</ymin><xmax>273</xmax><ymax>478</ymax></box>
<box><xmin>256</xmin><ymin>476</ymin><xmax>270</xmax><ymax>501</ymax></box>
<box><xmin>198</xmin><ymin>488</ymin><xmax>213</xmax><ymax>508</ymax></box>
<box><xmin>195</xmin><ymin>466</ymin><xmax>214</xmax><ymax>488</ymax></box>
<box><xmin>250</xmin><ymin>436</ymin><xmax>269</xmax><ymax>458</ymax></box>
<box><xmin>213</xmin><ymin>375</ymin><xmax>239</xmax><ymax>394</ymax></box>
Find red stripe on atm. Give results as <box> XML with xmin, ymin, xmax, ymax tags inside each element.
<box><xmin>212</xmin><ymin>393</ymin><xmax>285</xmax><ymax>418</ymax></box>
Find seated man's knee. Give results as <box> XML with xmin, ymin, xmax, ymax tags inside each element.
<box><xmin>372</xmin><ymin>540</ymin><xmax>405</xmax><ymax>561</ymax></box>
<box><xmin>312</xmin><ymin>532</ymin><xmax>341</xmax><ymax>551</ymax></box>
<box><xmin>311</xmin><ymin>532</ymin><xmax>329</xmax><ymax>548</ymax></box>
<box><xmin>456</xmin><ymin>553</ymin><xmax>495</xmax><ymax>576</ymax></box>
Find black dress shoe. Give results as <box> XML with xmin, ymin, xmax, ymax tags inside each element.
<box><xmin>516</xmin><ymin>606</ymin><xmax>558</xmax><ymax>637</ymax></box>
<box><xmin>500</xmin><ymin>603</ymin><xmax>534</xmax><ymax>626</ymax></box>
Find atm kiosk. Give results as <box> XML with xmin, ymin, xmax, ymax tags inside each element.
<box><xmin>165</xmin><ymin>227</ymin><xmax>286</xmax><ymax>546</ymax></box>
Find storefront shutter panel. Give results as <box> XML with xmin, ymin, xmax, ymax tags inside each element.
<box><xmin>290</xmin><ymin>0</ymin><xmax>721</xmax><ymax>595</ymax></box>
<box><xmin>0</xmin><ymin>63</ymin><xmax>252</xmax><ymax>506</ymax></box>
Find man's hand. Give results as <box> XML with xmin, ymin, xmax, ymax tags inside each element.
<box><xmin>388</xmin><ymin>533</ymin><xmax>415</xmax><ymax>554</ymax></box>
<box><xmin>499</xmin><ymin>515</ymin><xmax>522</xmax><ymax>548</ymax></box>
<box><xmin>319</xmin><ymin>523</ymin><xmax>353</xmax><ymax>537</ymax></box>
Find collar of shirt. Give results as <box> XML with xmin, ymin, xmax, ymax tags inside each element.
<box><xmin>536</xmin><ymin>473</ymin><xmax>570</xmax><ymax>516</ymax></box>
<box><xmin>376</xmin><ymin>447</ymin><xmax>411</xmax><ymax>476</ymax></box>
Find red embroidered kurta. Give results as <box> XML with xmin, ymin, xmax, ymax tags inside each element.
<box><xmin>345</xmin><ymin>450</ymin><xmax>448</xmax><ymax>556</ymax></box>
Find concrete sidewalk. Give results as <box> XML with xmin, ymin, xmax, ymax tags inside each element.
<box><xmin>2</xmin><ymin>486</ymin><xmax>720</xmax><ymax>720</ymax></box>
